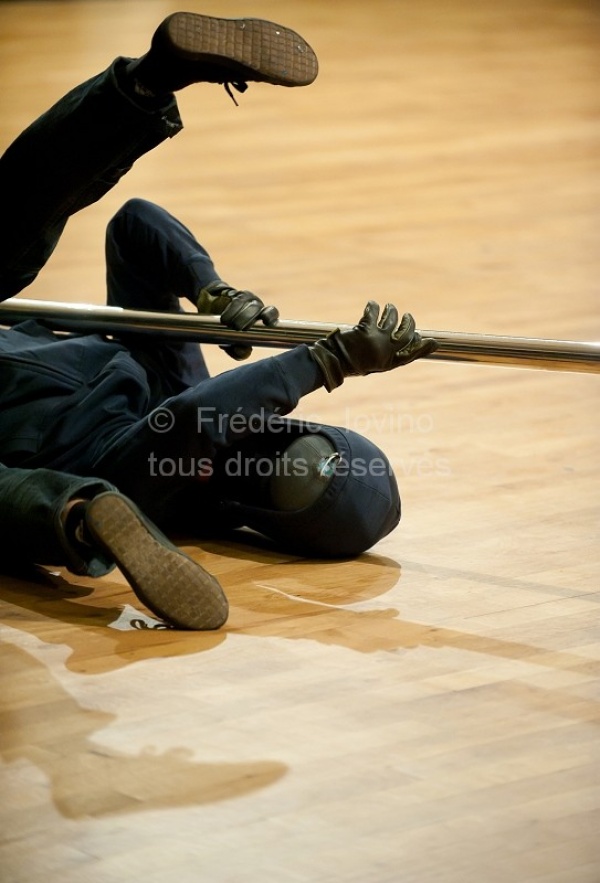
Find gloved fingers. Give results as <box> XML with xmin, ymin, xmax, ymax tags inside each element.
<box><xmin>392</xmin><ymin>333</ymin><xmax>438</xmax><ymax>367</ymax></box>
<box><xmin>379</xmin><ymin>303</ymin><xmax>399</xmax><ymax>332</ymax></box>
<box><xmin>219</xmin><ymin>296</ymin><xmax>277</xmax><ymax>357</ymax></box>
<box><xmin>259</xmin><ymin>304</ymin><xmax>280</xmax><ymax>327</ymax></box>
<box><xmin>219</xmin><ymin>343</ymin><xmax>253</xmax><ymax>361</ymax></box>
<box><xmin>414</xmin><ymin>336</ymin><xmax>438</xmax><ymax>360</ymax></box>
<box><xmin>392</xmin><ymin>312</ymin><xmax>416</xmax><ymax>346</ymax></box>
<box><xmin>358</xmin><ymin>300</ymin><xmax>380</xmax><ymax>330</ymax></box>
<box><xmin>220</xmin><ymin>293</ymin><xmax>265</xmax><ymax>331</ymax></box>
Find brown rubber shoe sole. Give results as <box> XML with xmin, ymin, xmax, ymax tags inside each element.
<box><xmin>84</xmin><ymin>492</ymin><xmax>228</xmax><ymax>630</ymax></box>
<box><xmin>158</xmin><ymin>12</ymin><xmax>318</xmax><ymax>86</ymax></box>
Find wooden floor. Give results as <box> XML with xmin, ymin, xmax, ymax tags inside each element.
<box><xmin>1</xmin><ymin>1</ymin><xmax>599</xmax><ymax>881</ymax></box>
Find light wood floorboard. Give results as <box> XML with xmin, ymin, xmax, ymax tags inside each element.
<box><xmin>1</xmin><ymin>1</ymin><xmax>599</xmax><ymax>881</ymax></box>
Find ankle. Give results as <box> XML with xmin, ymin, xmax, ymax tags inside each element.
<box><xmin>61</xmin><ymin>498</ymin><xmax>93</xmax><ymax>550</ymax></box>
<box><xmin>122</xmin><ymin>58</ymin><xmax>175</xmax><ymax>107</ymax></box>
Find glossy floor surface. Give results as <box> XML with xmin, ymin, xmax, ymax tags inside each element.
<box><xmin>1</xmin><ymin>2</ymin><xmax>599</xmax><ymax>881</ymax></box>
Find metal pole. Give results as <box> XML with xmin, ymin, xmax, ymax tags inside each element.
<box><xmin>1</xmin><ymin>297</ymin><xmax>599</xmax><ymax>374</ymax></box>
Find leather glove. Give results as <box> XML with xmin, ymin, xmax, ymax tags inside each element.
<box><xmin>309</xmin><ymin>300</ymin><xmax>438</xmax><ymax>391</ymax></box>
<box><xmin>196</xmin><ymin>281</ymin><xmax>279</xmax><ymax>361</ymax></box>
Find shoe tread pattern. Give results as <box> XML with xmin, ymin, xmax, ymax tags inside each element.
<box><xmin>166</xmin><ymin>13</ymin><xmax>318</xmax><ymax>86</ymax></box>
<box><xmin>85</xmin><ymin>493</ymin><xmax>228</xmax><ymax>631</ymax></box>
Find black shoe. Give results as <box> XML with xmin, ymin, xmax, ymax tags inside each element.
<box><xmin>143</xmin><ymin>12</ymin><xmax>318</xmax><ymax>96</ymax></box>
<box><xmin>84</xmin><ymin>492</ymin><xmax>228</xmax><ymax>630</ymax></box>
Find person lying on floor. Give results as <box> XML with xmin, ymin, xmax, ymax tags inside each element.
<box><xmin>0</xmin><ymin>11</ymin><xmax>436</xmax><ymax>629</ymax></box>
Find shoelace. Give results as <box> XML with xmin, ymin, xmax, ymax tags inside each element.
<box><xmin>223</xmin><ymin>81</ymin><xmax>248</xmax><ymax>106</ymax></box>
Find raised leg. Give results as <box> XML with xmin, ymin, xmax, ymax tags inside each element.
<box><xmin>0</xmin><ymin>60</ymin><xmax>182</xmax><ymax>298</ymax></box>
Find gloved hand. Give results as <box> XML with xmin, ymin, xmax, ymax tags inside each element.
<box><xmin>309</xmin><ymin>300</ymin><xmax>438</xmax><ymax>391</ymax></box>
<box><xmin>196</xmin><ymin>281</ymin><xmax>279</xmax><ymax>361</ymax></box>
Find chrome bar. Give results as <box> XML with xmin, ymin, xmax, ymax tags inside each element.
<box><xmin>1</xmin><ymin>297</ymin><xmax>599</xmax><ymax>374</ymax></box>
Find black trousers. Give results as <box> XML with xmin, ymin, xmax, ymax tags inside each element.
<box><xmin>0</xmin><ymin>59</ymin><xmax>400</xmax><ymax>568</ymax></box>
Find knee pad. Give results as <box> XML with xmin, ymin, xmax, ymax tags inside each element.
<box><xmin>219</xmin><ymin>423</ymin><xmax>401</xmax><ymax>558</ymax></box>
<box><xmin>269</xmin><ymin>434</ymin><xmax>340</xmax><ymax>511</ymax></box>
